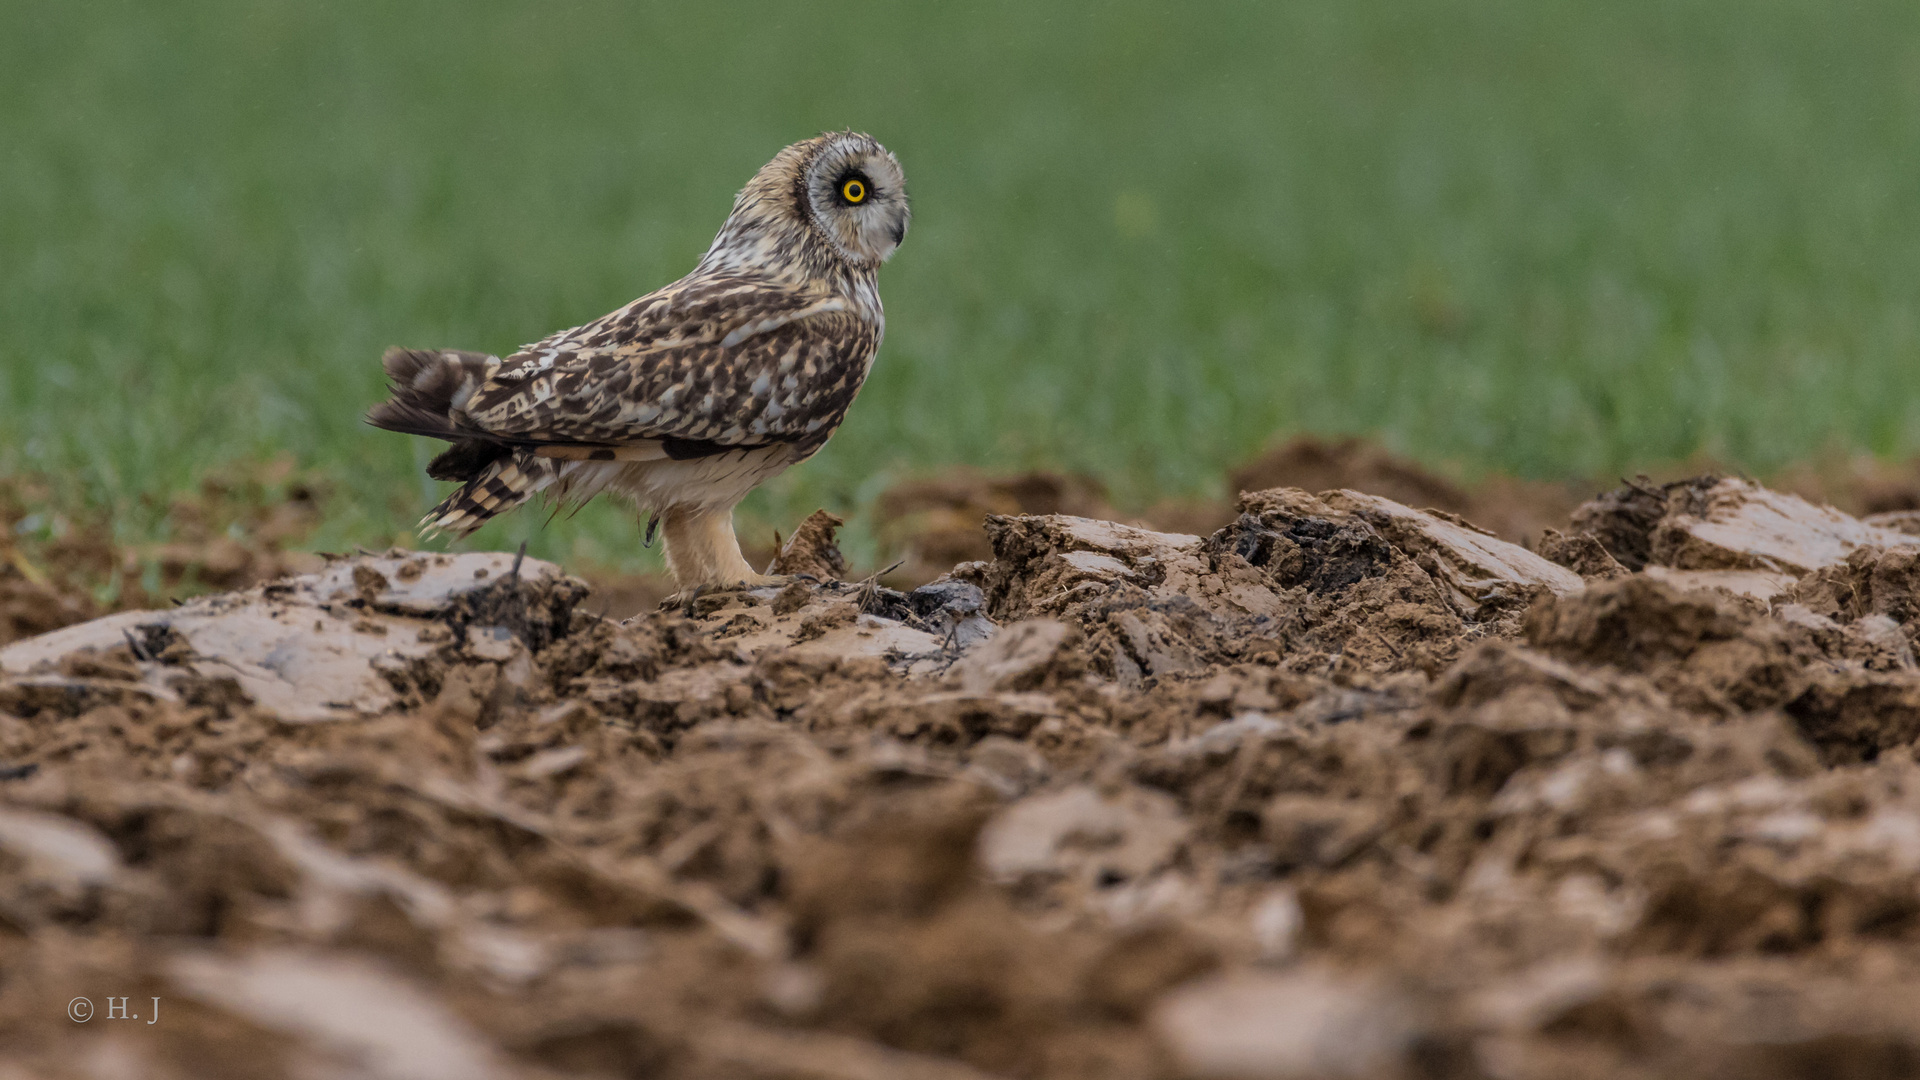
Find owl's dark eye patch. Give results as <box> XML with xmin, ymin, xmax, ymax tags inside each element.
<box><xmin>835</xmin><ymin>171</ymin><xmax>872</xmax><ymax>206</ymax></box>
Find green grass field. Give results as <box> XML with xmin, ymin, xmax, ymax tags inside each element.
<box><xmin>5</xmin><ymin>1</ymin><xmax>1920</xmax><ymax>570</ymax></box>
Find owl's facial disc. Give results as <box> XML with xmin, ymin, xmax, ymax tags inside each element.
<box><xmin>805</xmin><ymin>136</ymin><xmax>909</xmax><ymax>268</ymax></box>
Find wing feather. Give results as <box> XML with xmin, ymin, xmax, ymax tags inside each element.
<box><xmin>453</xmin><ymin>274</ymin><xmax>879</xmax><ymax>455</ymax></box>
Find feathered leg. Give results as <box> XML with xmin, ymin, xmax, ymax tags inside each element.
<box><xmin>659</xmin><ymin>504</ymin><xmax>780</xmax><ymax>594</ymax></box>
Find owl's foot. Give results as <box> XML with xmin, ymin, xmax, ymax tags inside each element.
<box><xmin>662</xmin><ymin>573</ymin><xmax>813</xmax><ymax>612</ymax></box>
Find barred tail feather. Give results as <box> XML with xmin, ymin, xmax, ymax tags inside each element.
<box><xmin>419</xmin><ymin>453</ymin><xmax>560</xmax><ymax>539</ymax></box>
<box><xmin>367</xmin><ymin>347</ymin><xmax>498</xmax><ymax>439</ymax></box>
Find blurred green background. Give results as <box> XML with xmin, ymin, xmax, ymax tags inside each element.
<box><xmin>4</xmin><ymin>0</ymin><xmax>1919</xmax><ymax>570</ymax></box>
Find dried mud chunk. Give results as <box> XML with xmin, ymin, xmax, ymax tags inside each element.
<box><xmin>1104</xmin><ymin>599</ymin><xmax>1215</xmax><ymax>680</ymax></box>
<box><xmin>751</xmin><ymin>650</ymin><xmax>886</xmax><ymax>716</ymax></box>
<box><xmin>1649</xmin><ymin>476</ymin><xmax>1920</xmax><ymax>575</ymax></box>
<box><xmin>883</xmin><ymin>689</ymin><xmax>1062</xmax><ymax>743</ymax></box>
<box><xmin>800</xmin><ymin>892</ymin><xmax>1115</xmax><ymax>1075</ymax></box>
<box><xmin>59</xmin><ymin>649</ymin><xmax>140</xmax><ymax>682</ymax></box>
<box><xmin>444</xmin><ymin>566</ymin><xmax>590</xmax><ymax>653</ymax></box>
<box><xmin>1773</xmin><ymin>605</ymin><xmax>1917</xmax><ymax>672</ymax></box>
<box><xmin>1787</xmin><ymin>675</ymin><xmax>1920</xmax><ymax>764</ymax></box>
<box><xmin>1296</xmin><ymin>591</ymin><xmax>1465</xmax><ymax>681</ymax></box>
<box><xmin>1525</xmin><ymin>575</ymin><xmax>1761</xmax><ymax>671</ymax></box>
<box><xmin>594</xmin><ymin>664</ymin><xmax>752</xmax><ymax>734</ymax></box>
<box><xmin>1223</xmin><ymin>490</ymin><xmax>1463</xmax><ymax>593</ymax></box>
<box><xmin>1777</xmin><ymin>1038</ymin><xmax>1920</xmax><ymax>1080</ymax></box>
<box><xmin>1523</xmin><ymin>573</ymin><xmax>1920</xmax><ymax>758</ymax></box>
<box><xmin>1638</xmin><ymin>564</ymin><xmax>1799</xmax><ymax>602</ymax></box>
<box><xmin>1538</xmin><ymin>528</ymin><xmax>1631</xmax><ymax>580</ymax></box>
<box><xmin>1578</xmin><ymin>474</ymin><xmax>1920</xmax><ymax>579</ymax></box>
<box><xmin>0</xmin><ymin>550</ymin><xmax>581</xmax><ymax>724</ymax></box>
<box><xmin>980</xmin><ymin>513</ymin><xmax>1212</xmax><ymax>621</ymax></box>
<box><xmin>965</xmin><ymin>735</ymin><xmax>1050</xmax><ymax>796</ymax></box>
<box><xmin>1150</xmin><ymin>700</ymin><xmax>1399</xmax><ymax>822</ymax></box>
<box><xmin>124</xmin><ymin>621</ymin><xmax>192</xmax><ymax>663</ymax></box>
<box><xmin>974</xmin><ymin>501</ymin><xmax>1481</xmax><ymax>683</ymax></box>
<box><xmin>792</xmin><ymin>601</ymin><xmax>858</xmax><ymax>643</ymax></box>
<box><xmin>885</xmin><ymin>579</ymin><xmax>995</xmax><ymax>648</ymax></box>
<box><xmin>1181</xmin><ymin>667</ymin><xmax>1307</xmax><ymax>717</ymax></box>
<box><xmin>1213</xmin><ymin>493</ymin><xmax>1400</xmax><ymax>597</ymax></box>
<box><xmin>543</xmin><ymin>613</ymin><xmax>713</xmax><ymax>692</ymax></box>
<box><xmin>168</xmin><ymin>671</ymin><xmax>249</xmax><ymax>718</ymax></box>
<box><xmin>946</xmin><ymin>618</ymin><xmax>1079</xmax><ymax>693</ymax></box>
<box><xmin>768</xmin><ymin>509</ymin><xmax>849</xmax><ymax>581</ymax></box>
<box><xmin>1786</xmin><ymin>545</ymin><xmax>1920</xmax><ymax>629</ymax></box>
<box><xmin>352</xmin><ymin>563</ymin><xmax>391</xmax><ymax>601</ymax></box>
<box><xmin>1432</xmin><ymin>641</ymin><xmax>1612</xmax><ymax>712</ymax></box>
<box><xmin>0</xmin><ymin>672</ymin><xmax>164</xmax><ymax>720</ymax></box>
<box><xmin>1321</xmin><ymin>490</ymin><xmax>1584</xmax><ymax>617</ymax></box>
<box><xmin>1570</xmin><ymin>477</ymin><xmax>1680</xmax><ymax>571</ymax></box>
<box><xmin>1525</xmin><ymin>575</ymin><xmax>1821</xmax><ymax>717</ymax></box>
<box><xmin>966</xmin><ymin>505</ymin><xmax>1409</xmax><ymax>672</ymax></box>
<box><xmin>1850</xmin><ymin>614</ymin><xmax>1918</xmax><ymax>670</ymax></box>
<box><xmin>770</xmin><ymin>579</ymin><xmax>813</xmax><ymax>615</ymax></box>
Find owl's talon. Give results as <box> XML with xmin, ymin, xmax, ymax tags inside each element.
<box><xmin>662</xmin><ymin>574</ymin><xmax>800</xmax><ymax>611</ymax></box>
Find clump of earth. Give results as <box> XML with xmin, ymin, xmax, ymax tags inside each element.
<box><xmin>12</xmin><ymin>443</ymin><xmax>1920</xmax><ymax>1079</ymax></box>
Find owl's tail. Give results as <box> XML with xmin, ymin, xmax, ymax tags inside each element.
<box><xmin>368</xmin><ymin>346</ymin><xmax>552</xmax><ymax>539</ymax></box>
<box><xmin>419</xmin><ymin>453</ymin><xmax>561</xmax><ymax>539</ymax></box>
<box><xmin>366</xmin><ymin>347</ymin><xmax>497</xmax><ymax>440</ymax></box>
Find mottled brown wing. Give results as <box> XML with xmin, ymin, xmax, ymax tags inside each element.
<box><xmin>456</xmin><ymin>279</ymin><xmax>877</xmax><ymax>455</ymax></box>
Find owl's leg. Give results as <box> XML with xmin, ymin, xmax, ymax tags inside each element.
<box><xmin>657</xmin><ymin>504</ymin><xmax>785</xmax><ymax>599</ymax></box>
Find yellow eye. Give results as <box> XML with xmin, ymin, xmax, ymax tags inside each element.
<box><xmin>841</xmin><ymin>178</ymin><xmax>867</xmax><ymax>204</ymax></box>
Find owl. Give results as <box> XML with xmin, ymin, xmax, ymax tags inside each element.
<box><xmin>367</xmin><ymin>132</ymin><xmax>909</xmax><ymax>595</ymax></box>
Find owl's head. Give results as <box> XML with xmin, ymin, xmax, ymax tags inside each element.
<box><xmin>709</xmin><ymin>132</ymin><xmax>910</xmax><ymax>276</ymax></box>
<box><xmin>796</xmin><ymin>132</ymin><xmax>909</xmax><ymax>268</ymax></box>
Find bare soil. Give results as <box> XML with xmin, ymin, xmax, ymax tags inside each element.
<box><xmin>11</xmin><ymin>446</ymin><xmax>1920</xmax><ymax>1078</ymax></box>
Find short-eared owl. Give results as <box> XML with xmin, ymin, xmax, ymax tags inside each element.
<box><xmin>368</xmin><ymin>132</ymin><xmax>909</xmax><ymax>592</ymax></box>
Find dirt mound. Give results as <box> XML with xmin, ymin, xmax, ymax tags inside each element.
<box><xmin>15</xmin><ymin>474</ymin><xmax>1920</xmax><ymax>1077</ymax></box>
<box><xmin>1229</xmin><ymin>435</ymin><xmax>1590</xmax><ymax>546</ymax></box>
<box><xmin>874</xmin><ymin>438</ymin><xmax>1596</xmax><ymax>588</ymax></box>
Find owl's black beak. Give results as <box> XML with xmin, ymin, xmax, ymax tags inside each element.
<box><xmin>889</xmin><ymin>220</ymin><xmax>907</xmax><ymax>246</ymax></box>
